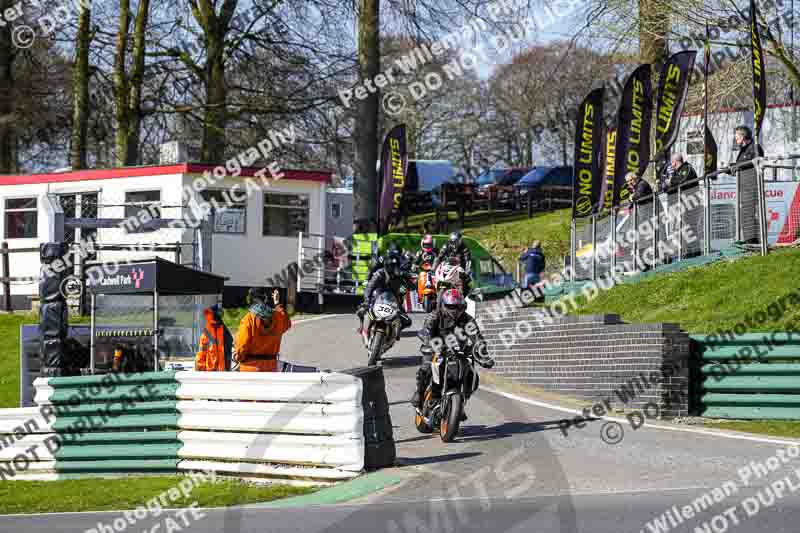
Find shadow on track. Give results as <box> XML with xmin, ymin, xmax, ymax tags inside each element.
<box><xmin>380</xmin><ymin>355</ymin><xmax>422</xmax><ymax>368</ymax></box>
<box><xmin>456</xmin><ymin>420</ymin><xmax>569</xmax><ymax>443</ymax></box>
<box><xmin>395</xmin><ymin>451</ymin><xmax>483</xmax><ymax>466</ymax></box>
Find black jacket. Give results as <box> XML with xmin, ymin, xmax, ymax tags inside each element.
<box><xmin>364</xmin><ymin>268</ymin><xmax>414</xmax><ymax>304</ymax></box>
<box><xmin>519</xmin><ymin>248</ymin><xmax>545</xmax><ymax>277</ymax></box>
<box><xmin>631</xmin><ymin>178</ymin><xmax>654</xmax><ymax>204</ymax></box>
<box><xmin>669</xmin><ymin>162</ymin><xmax>698</xmax><ymax>188</ymax></box>
<box><xmin>421</xmin><ymin>308</ymin><xmax>482</xmax><ymax>345</ymax></box>
<box><xmin>735</xmin><ymin>140</ymin><xmax>764</xmax><ymax>170</ymax></box>
<box><xmin>433</xmin><ymin>243</ymin><xmax>472</xmax><ymax>273</ymax></box>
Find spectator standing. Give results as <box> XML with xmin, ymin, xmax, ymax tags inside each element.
<box><xmin>519</xmin><ymin>241</ymin><xmax>545</xmax><ymax>289</ymax></box>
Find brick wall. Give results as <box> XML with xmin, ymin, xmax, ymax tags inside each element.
<box><xmin>476</xmin><ymin>305</ymin><xmax>691</xmax><ymax>417</ymax></box>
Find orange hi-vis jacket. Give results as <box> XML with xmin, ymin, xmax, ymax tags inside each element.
<box><xmin>195</xmin><ymin>308</ymin><xmax>233</xmax><ymax>371</ymax></box>
<box><xmin>235</xmin><ymin>305</ymin><xmax>291</xmax><ymax>372</ymax></box>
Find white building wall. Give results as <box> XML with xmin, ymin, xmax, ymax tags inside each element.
<box><xmin>182</xmin><ymin>173</ymin><xmax>326</xmax><ymax>288</ymax></box>
<box><xmin>0</xmin><ymin>173</ymin><xmax>185</xmax><ymax>298</ymax></box>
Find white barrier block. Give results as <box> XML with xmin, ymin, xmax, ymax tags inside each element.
<box><xmin>178</xmin><ymin>430</ymin><xmax>365</xmax><ymax>472</ymax></box>
<box><xmin>177</xmin><ymin>400</ymin><xmax>363</xmax><ymax>436</ymax></box>
<box><xmin>177</xmin><ymin>459</ymin><xmax>359</xmax><ymax>485</ymax></box>
<box><xmin>175</xmin><ymin>371</ymin><xmax>362</xmax><ymax>404</ymax></box>
<box><xmin>0</xmin><ymin>408</ymin><xmax>52</xmax><ymax>433</ymax></box>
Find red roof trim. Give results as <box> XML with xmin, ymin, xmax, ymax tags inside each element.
<box><xmin>0</xmin><ymin>163</ymin><xmax>333</xmax><ymax>186</ymax></box>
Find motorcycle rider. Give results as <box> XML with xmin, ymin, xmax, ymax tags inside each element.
<box><xmin>411</xmin><ymin>289</ymin><xmax>494</xmax><ymax>419</ymax></box>
<box><xmin>435</xmin><ymin>253</ymin><xmax>472</xmax><ymax>297</ymax></box>
<box><xmin>413</xmin><ymin>234</ymin><xmax>438</xmax><ymax>270</ymax></box>
<box><xmin>433</xmin><ymin>231</ymin><xmax>472</xmax><ymax>274</ymax></box>
<box><xmin>356</xmin><ymin>251</ymin><xmax>414</xmax><ymax>337</ymax></box>
<box><xmin>367</xmin><ymin>242</ymin><xmax>402</xmax><ymax>281</ymax></box>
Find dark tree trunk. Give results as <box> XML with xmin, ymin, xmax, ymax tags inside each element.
<box><xmin>71</xmin><ymin>2</ymin><xmax>92</xmax><ymax>169</ymax></box>
<box><xmin>353</xmin><ymin>0</ymin><xmax>380</xmax><ymax>229</ymax></box>
<box><xmin>0</xmin><ymin>0</ymin><xmax>16</xmax><ymax>173</ymax></box>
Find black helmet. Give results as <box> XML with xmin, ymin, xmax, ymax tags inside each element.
<box><xmin>449</xmin><ymin>231</ymin><xmax>462</xmax><ymax>248</ymax></box>
<box><xmin>384</xmin><ymin>253</ymin><xmax>401</xmax><ymax>277</ymax></box>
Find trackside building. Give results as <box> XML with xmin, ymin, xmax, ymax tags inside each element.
<box><xmin>0</xmin><ymin>163</ymin><xmax>333</xmax><ymax>310</ymax></box>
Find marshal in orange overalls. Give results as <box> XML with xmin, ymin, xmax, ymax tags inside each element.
<box><xmin>195</xmin><ymin>306</ymin><xmax>233</xmax><ymax>371</ymax></box>
<box><xmin>234</xmin><ymin>304</ymin><xmax>291</xmax><ymax>372</ymax></box>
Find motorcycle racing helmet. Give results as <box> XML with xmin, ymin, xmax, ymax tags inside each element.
<box><xmin>421</xmin><ymin>234</ymin><xmax>434</xmax><ymax>252</ymax></box>
<box><xmin>440</xmin><ymin>288</ymin><xmax>466</xmax><ymax>327</ymax></box>
<box><xmin>448</xmin><ymin>232</ymin><xmax>463</xmax><ymax>251</ymax></box>
<box><xmin>384</xmin><ymin>253</ymin><xmax>402</xmax><ymax>277</ymax></box>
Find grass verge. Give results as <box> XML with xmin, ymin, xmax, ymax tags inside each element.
<box><xmin>0</xmin><ymin>476</ymin><xmax>317</xmax><ymax>515</ymax></box>
<box><xmin>462</xmin><ymin>209</ymin><xmax>571</xmax><ymax>275</ymax></box>
<box><xmin>704</xmin><ymin>420</ymin><xmax>800</xmax><ymax>440</ymax></box>
<box><xmin>572</xmin><ymin>247</ymin><xmax>800</xmax><ymax>333</ymax></box>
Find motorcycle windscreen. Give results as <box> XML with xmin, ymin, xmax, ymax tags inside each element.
<box><xmin>375</xmin><ymin>290</ymin><xmax>398</xmax><ymax>305</ymax></box>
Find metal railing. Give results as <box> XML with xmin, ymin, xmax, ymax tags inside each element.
<box><xmin>570</xmin><ymin>155</ymin><xmax>800</xmax><ymax>281</ymax></box>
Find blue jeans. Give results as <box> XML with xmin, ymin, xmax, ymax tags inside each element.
<box><xmin>524</xmin><ymin>273</ymin><xmax>540</xmax><ymax>288</ymax></box>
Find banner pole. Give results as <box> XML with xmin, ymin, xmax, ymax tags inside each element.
<box><xmin>704</xmin><ymin>176</ymin><xmax>712</xmax><ymax>255</ymax></box>
<box><xmin>570</xmin><ymin>218</ymin><xmax>577</xmax><ymax>281</ymax></box>
<box><xmin>611</xmin><ymin>209</ymin><xmax>617</xmax><ymax>274</ymax></box>
<box><xmin>591</xmin><ymin>214</ymin><xmax>597</xmax><ymax>281</ymax></box>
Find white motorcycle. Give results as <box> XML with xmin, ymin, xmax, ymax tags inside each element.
<box><xmin>362</xmin><ymin>289</ymin><xmax>403</xmax><ymax>366</ymax></box>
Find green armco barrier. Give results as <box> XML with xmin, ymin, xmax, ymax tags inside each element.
<box><xmin>58</xmin><ymin>430</ymin><xmax>180</xmax><ymax>445</ymax></box>
<box><xmin>49</xmin><ymin>383</ymin><xmax>180</xmax><ymax>405</ymax></box>
<box><xmin>54</xmin><ymin>459</ymin><xmax>181</xmax><ymax>473</ymax></box>
<box><xmin>47</xmin><ymin>370</ymin><xmax>178</xmax><ymax>388</ymax></box>
<box><xmin>32</xmin><ymin>371</ymin><xmax>184</xmax><ymax>476</ymax></box>
<box><xmin>54</xmin><ymin>443</ymin><xmax>183</xmax><ymax>461</ymax></box>
<box><xmin>692</xmin><ymin>333</ymin><xmax>800</xmax><ymax>419</ymax></box>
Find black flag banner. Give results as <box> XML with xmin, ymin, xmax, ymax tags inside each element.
<box><xmin>613</xmin><ymin>64</ymin><xmax>652</xmax><ymax>206</ymax></box>
<box><xmin>598</xmin><ymin>127</ymin><xmax>616</xmax><ymax>213</ymax></box>
<box><xmin>378</xmin><ymin>124</ymin><xmax>407</xmax><ymax>232</ymax></box>
<box><xmin>750</xmin><ymin>0</ymin><xmax>766</xmax><ymax>141</ymax></box>
<box><xmin>572</xmin><ymin>88</ymin><xmax>605</xmax><ymax>219</ymax></box>
<box><xmin>655</xmin><ymin>51</ymin><xmax>697</xmax><ymax>156</ymax></box>
<box><xmin>704</xmin><ymin>126</ymin><xmax>718</xmax><ymax>177</ymax></box>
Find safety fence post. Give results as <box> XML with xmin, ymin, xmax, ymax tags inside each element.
<box><xmin>1</xmin><ymin>242</ymin><xmax>9</xmax><ymax>312</ymax></box>
<box><xmin>591</xmin><ymin>214</ymin><xmax>597</xmax><ymax>281</ymax></box>
<box><xmin>678</xmin><ymin>185</ymin><xmax>684</xmax><ymax>260</ymax></box>
<box><xmin>704</xmin><ymin>176</ymin><xmax>712</xmax><ymax>256</ymax></box>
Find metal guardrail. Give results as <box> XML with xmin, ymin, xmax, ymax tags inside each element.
<box><xmin>691</xmin><ymin>333</ymin><xmax>800</xmax><ymax>419</ymax></box>
<box><xmin>570</xmin><ymin>155</ymin><xmax>800</xmax><ymax>281</ymax></box>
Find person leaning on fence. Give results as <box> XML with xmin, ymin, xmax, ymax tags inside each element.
<box><xmin>234</xmin><ymin>288</ymin><xmax>291</xmax><ymax>372</ymax></box>
<box><xmin>668</xmin><ymin>154</ymin><xmax>697</xmax><ymax>189</ymax></box>
<box><xmin>626</xmin><ymin>172</ymin><xmax>653</xmax><ymax>204</ymax></box>
<box><xmin>195</xmin><ymin>304</ymin><xmax>233</xmax><ymax>371</ymax></box>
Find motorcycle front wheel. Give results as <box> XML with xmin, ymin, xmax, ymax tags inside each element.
<box><xmin>439</xmin><ymin>392</ymin><xmax>463</xmax><ymax>442</ymax></box>
<box><xmin>367</xmin><ymin>329</ymin><xmax>385</xmax><ymax>366</ymax></box>
<box><xmin>414</xmin><ymin>389</ymin><xmax>434</xmax><ymax>434</ymax></box>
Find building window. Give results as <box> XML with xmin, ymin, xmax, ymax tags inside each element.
<box><xmin>263</xmin><ymin>193</ymin><xmax>309</xmax><ymax>237</ymax></box>
<box><xmin>331</xmin><ymin>202</ymin><xmax>342</xmax><ymax>219</ymax></box>
<box><xmin>4</xmin><ymin>198</ymin><xmax>37</xmax><ymax>239</ymax></box>
<box><xmin>200</xmin><ymin>189</ymin><xmax>247</xmax><ymax>234</ymax></box>
<box><xmin>124</xmin><ymin>191</ymin><xmax>161</xmax><ymax>233</ymax></box>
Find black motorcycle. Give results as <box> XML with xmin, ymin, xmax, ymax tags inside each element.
<box><xmin>414</xmin><ymin>333</ymin><xmax>495</xmax><ymax>442</ymax></box>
